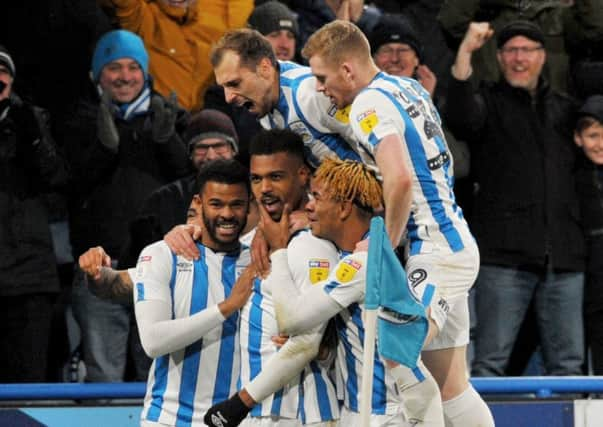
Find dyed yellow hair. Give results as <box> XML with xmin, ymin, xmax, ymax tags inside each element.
<box><xmin>301</xmin><ymin>20</ymin><xmax>371</xmax><ymax>66</ymax></box>
<box><xmin>314</xmin><ymin>158</ymin><xmax>382</xmax><ymax>212</ymax></box>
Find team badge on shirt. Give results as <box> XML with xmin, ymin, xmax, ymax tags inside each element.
<box><xmin>336</xmin><ymin>258</ymin><xmax>362</xmax><ymax>283</ymax></box>
<box><xmin>308</xmin><ymin>259</ymin><xmax>330</xmax><ymax>284</ymax></box>
<box><xmin>356</xmin><ymin>109</ymin><xmax>379</xmax><ymax>134</ymax></box>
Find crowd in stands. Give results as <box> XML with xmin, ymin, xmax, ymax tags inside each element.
<box><xmin>1</xmin><ymin>0</ymin><xmax>603</xmax><ymax>389</ymax></box>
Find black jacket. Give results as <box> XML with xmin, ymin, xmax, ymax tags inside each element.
<box><xmin>64</xmin><ymin>92</ymin><xmax>191</xmax><ymax>258</ymax></box>
<box><xmin>445</xmin><ymin>76</ymin><xmax>585</xmax><ymax>271</ymax></box>
<box><xmin>0</xmin><ymin>95</ymin><xmax>69</xmax><ymax>295</ymax></box>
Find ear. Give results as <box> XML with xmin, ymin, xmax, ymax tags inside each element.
<box><xmin>339</xmin><ymin>200</ymin><xmax>353</xmax><ymax>221</ymax></box>
<box><xmin>258</xmin><ymin>57</ymin><xmax>274</xmax><ymax>78</ymax></box>
<box><xmin>574</xmin><ymin>131</ymin><xmax>583</xmax><ymax>147</ymax></box>
<box><xmin>298</xmin><ymin>163</ymin><xmax>311</xmax><ymax>186</ymax></box>
<box><xmin>341</xmin><ymin>62</ymin><xmax>353</xmax><ymax>81</ymax></box>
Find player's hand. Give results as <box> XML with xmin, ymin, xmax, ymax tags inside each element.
<box><xmin>416</xmin><ymin>65</ymin><xmax>437</xmax><ymax>98</ymax></box>
<box><xmin>288</xmin><ymin>209</ymin><xmax>309</xmax><ymax>234</ymax></box>
<box><xmin>258</xmin><ymin>203</ymin><xmax>290</xmax><ymax>252</ymax></box>
<box><xmin>79</xmin><ymin>246</ymin><xmax>112</xmax><ymax>281</ymax></box>
<box><xmin>164</xmin><ymin>224</ymin><xmax>202</xmax><ymax>260</ymax></box>
<box><xmin>204</xmin><ymin>393</ymin><xmax>251</xmax><ymax>427</ymax></box>
<box><xmin>460</xmin><ymin>22</ymin><xmax>494</xmax><ymax>54</ymax></box>
<box><xmin>271</xmin><ymin>334</ymin><xmax>289</xmax><ymax>348</ymax></box>
<box><xmin>219</xmin><ymin>265</ymin><xmax>256</xmax><ymax>317</ymax></box>
<box><xmin>250</xmin><ymin>228</ymin><xmax>271</xmax><ymax>278</ymax></box>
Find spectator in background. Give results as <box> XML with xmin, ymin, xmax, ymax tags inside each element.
<box><xmin>101</xmin><ymin>0</ymin><xmax>253</xmax><ymax>111</ymax></box>
<box><xmin>64</xmin><ymin>30</ymin><xmax>190</xmax><ymax>383</ymax></box>
<box><xmin>445</xmin><ymin>21</ymin><xmax>585</xmax><ymax>377</ymax></box>
<box><xmin>368</xmin><ymin>13</ymin><xmax>470</xmax><ymax>183</ymax></box>
<box><xmin>437</xmin><ymin>0</ymin><xmax>603</xmax><ymax>96</ymax></box>
<box><xmin>574</xmin><ymin>96</ymin><xmax>603</xmax><ymax>375</ymax></box>
<box><xmin>248</xmin><ymin>0</ymin><xmax>299</xmax><ymax>62</ymax></box>
<box><xmin>289</xmin><ymin>0</ymin><xmax>381</xmax><ymax>64</ymax></box>
<box><xmin>0</xmin><ymin>45</ymin><xmax>69</xmax><ymax>382</ymax></box>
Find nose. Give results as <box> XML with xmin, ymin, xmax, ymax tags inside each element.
<box><xmin>315</xmin><ymin>80</ymin><xmax>325</xmax><ymax>93</ymax></box>
<box><xmin>224</xmin><ymin>88</ymin><xmax>237</xmax><ymax>104</ymax></box>
<box><xmin>260</xmin><ymin>179</ymin><xmax>273</xmax><ymax>194</ymax></box>
<box><xmin>205</xmin><ymin>146</ymin><xmax>220</xmax><ymax>160</ymax></box>
<box><xmin>305</xmin><ymin>198</ymin><xmax>315</xmax><ymax>212</ymax></box>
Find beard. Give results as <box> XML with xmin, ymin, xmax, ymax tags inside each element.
<box><xmin>202</xmin><ymin>210</ymin><xmax>247</xmax><ymax>247</ymax></box>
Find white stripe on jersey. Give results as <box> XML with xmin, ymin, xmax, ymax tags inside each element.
<box><xmin>322</xmin><ymin>251</ymin><xmax>403</xmax><ymax>416</ymax></box>
<box><xmin>135</xmin><ymin>241</ymin><xmax>251</xmax><ymax>427</ymax></box>
<box><xmin>349</xmin><ymin>72</ymin><xmax>475</xmax><ymax>256</ymax></box>
<box><xmin>259</xmin><ymin>61</ymin><xmax>368</xmax><ymax>168</ymax></box>
<box><xmin>239</xmin><ymin>229</ymin><xmax>340</xmax><ymax>423</ymax></box>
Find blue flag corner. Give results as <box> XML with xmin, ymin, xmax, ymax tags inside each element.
<box><xmin>366</xmin><ymin>217</ymin><xmax>428</xmax><ymax>369</ymax></box>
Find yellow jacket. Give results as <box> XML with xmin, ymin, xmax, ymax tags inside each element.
<box><xmin>104</xmin><ymin>0</ymin><xmax>253</xmax><ymax>111</ymax></box>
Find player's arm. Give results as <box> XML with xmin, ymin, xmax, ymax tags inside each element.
<box><xmin>350</xmin><ymin>93</ymin><xmax>413</xmax><ymax>247</ymax></box>
<box><xmin>375</xmin><ymin>135</ymin><xmax>413</xmax><ymax>247</ymax></box>
<box><xmin>134</xmin><ymin>242</ymin><xmax>254</xmax><ymax>358</ymax></box>
<box><xmin>79</xmin><ymin>246</ymin><xmax>134</xmax><ymax>303</ymax></box>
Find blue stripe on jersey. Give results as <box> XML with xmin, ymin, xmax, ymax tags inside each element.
<box><xmin>299</xmin><ymin>372</ymin><xmax>306</xmax><ymax>424</ymax></box>
<box><xmin>212</xmin><ymin>253</ymin><xmax>238</xmax><ymax>404</ymax></box>
<box><xmin>136</xmin><ymin>283</ymin><xmax>145</xmax><ymax>302</ymax></box>
<box><xmin>270</xmin><ymin>388</ymin><xmax>283</xmax><ymax>416</ymax></box>
<box><xmin>310</xmin><ymin>361</ymin><xmax>334</xmax><ymax>421</ymax></box>
<box><xmin>407</xmin><ymin>214</ymin><xmax>422</xmax><ymax>256</ymax></box>
<box><xmin>323</xmin><ymin>280</ymin><xmax>339</xmax><ymax>295</ymax></box>
<box><xmin>350</xmin><ymin>304</ymin><xmax>387</xmax><ymax>415</ymax></box>
<box><xmin>373</xmin><ymin>85</ymin><xmax>464</xmax><ymax>253</ymax></box>
<box><xmin>422</xmin><ymin>284</ymin><xmax>435</xmax><ymax>306</ymax></box>
<box><xmin>147</xmin><ymin>253</ymin><xmax>178</xmax><ymax>421</ymax></box>
<box><xmin>336</xmin><ymin>313</ymin><xmax>358</xmax><ymax>411</ymax></box>
<box><xmin>249</xmin><ymin>278</ymin><xmax>264</xmax><ymax>417</ymax></box>
<box><xmin>176</xmin><ymin>245</ymin><xmax>208</xmax><ymax>426</ymax></box>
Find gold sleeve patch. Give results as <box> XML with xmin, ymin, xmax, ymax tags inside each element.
<box><xmin>356</xmin><ymin>109</ymin><xmax>379</xmax><ymax>134</ymax></box>
<box><xmin>309</xmin><ymin>259</ymin><xmax>330</xmax><ymax>284</ymax></box>
<box><xmin>335</xmin><ymin>258</ymin><xmax>363</xmax><ymax>283</ymax></box>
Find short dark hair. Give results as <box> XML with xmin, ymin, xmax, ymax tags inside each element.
<box><xmin>249</xmin><ymin>129</ymin><xmax>306</xmax><ymax>163</ymax></box>
<box><xmin>210</xmin><ymin>28</ymin><xmax>278</xmax><ymax>71</ymax></box>
<box><xmin>575</xmin><ymin>115</ymin><xmax>600</xmax><ymax>134</ymax></box>
<box><xmin>196</xmin><ymin>159</ymin><xmax>250</xmax><ymax>196</ymax></box>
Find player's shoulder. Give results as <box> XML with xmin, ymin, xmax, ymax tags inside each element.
<box><xmin>289</xmin><ymin>229</ymin><xmax>338</xmax><ymax>256</ymax></box>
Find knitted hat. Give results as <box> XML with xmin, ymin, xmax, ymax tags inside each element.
<box><xmin>185</xmin><ymin>109</ymin><xmax>239</xmax><ymax>154</ymax></box>
<box><xmin>577</xmin><ymin>95</ymin><xmax>603</xmax><ymax>124</ymax></box>
<box><xmin>368</xmin><ymin>14</ymin><xmax>423</xmax><ymax>62</ymax></box>
<box><xmin>248</xmin><ymin>1</ymin><xmax>299</xmax><ymax>38</ymax></box>
<box><xmin>497</xmin><ymin>20</ymin><xmax>545</xmax><ymax>48</ymax></box>
<box><xmin>0</xmin><ymin>45</ymin><xmax>15</xmax><ymax>77</ymax></box>
<box><xmin>91</xmin><ymin>30</ymin><xmax>149</xmax><ymax>82</ymax></box>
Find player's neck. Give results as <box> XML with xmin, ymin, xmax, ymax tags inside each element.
<box><xmin>334</xmin><ymin>220</ymin><xmax>369</xmax><ymax>252</ymax></box>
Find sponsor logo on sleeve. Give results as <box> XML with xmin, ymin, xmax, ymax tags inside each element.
<box><xmin>309</xmin><ymin>259</ymin><xmax>330</xmax><ymax>284</ymax></box>
<box><xmin>356</xmin><ymin>109</ymin><xmax>379</xmax><ymax>134</ymax></box>
<box><xmin>336</xmin><ymin>258</ymin><xmax>363</xmax><ymax>283</ymax></box>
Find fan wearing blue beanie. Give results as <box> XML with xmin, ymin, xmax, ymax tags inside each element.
<box><xmin>63</xmin><ymin>29</ymin><xmax>192</xmax><ymax>385</ymax></box>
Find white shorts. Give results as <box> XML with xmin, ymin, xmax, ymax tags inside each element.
<box><xmin>240</xmin><ymin>416</ymin><xmax>338</xmax><ymax>427</ymax></box>
<box><xmin>405</xmin><ymin>242</ymin><xmax>479</xmax><ymax>350</ymax></box>
<box><xmin>340</xmin><ymin>406</ymin><xmax>406</xmax><ymax>427</ymax></box>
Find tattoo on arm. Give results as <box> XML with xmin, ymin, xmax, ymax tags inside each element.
<box><xmin>87</xmin><ymin>267</ymin><xmax>134</xmax><ymax>303</ymax></box>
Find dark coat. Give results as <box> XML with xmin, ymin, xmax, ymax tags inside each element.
<box><xmin>445</xmin><ymin>76</ymin><xmax>585</xmax><ymax>271</ymax></box>
<box><xmin>64</xmin><ymin>91</ymin><xmax>191</xmax><ymax>258</ymax></box>
<box><xmin>0</xmin><ymin>95</ymin><xmax>69</xmax><ymax>295</ymax></box>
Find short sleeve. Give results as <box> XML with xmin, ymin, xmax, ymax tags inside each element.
<box><xmin>133</xmin><ymin>241</ymin><xmax>174</xmax><ymax>304</ymax></box>
<box><xmin>322</xmin><ymin>252</ymin><xmax>368</xmax><ymax>308</ymax></box>
<box><xmin>350</xmin><ymin>89</ymin><xmax>406</xmax><ymax>156</ymax></box>
<box><xmin>287</xmin><ymin>231</ymin><xmax>340</xmax><ymax>290</ymax></box>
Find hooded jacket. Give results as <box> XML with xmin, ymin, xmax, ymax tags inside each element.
<box><xmin>103</xmin><ymin>0</ymin><xmax>253</xmax><ymax>111</ymax></box>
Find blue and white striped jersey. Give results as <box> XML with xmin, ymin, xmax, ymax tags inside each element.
<box><xmin>349</xmin><ymin>72</ymin><xmax>474</xmax><ymax>256</ymax></box>
<box><xmin>259</xmin><ymin>61</ymin><xmax>371</xmax><ymax>168</ymax></box>
<box><xmin>322</xmin><ymin>250</ymin><xmax>403</xmax><ymax>415</ymax></box>
<box><xmin>134</xmin><ymin>241</ymin><xmax>251</xmax><ymax>427</ymax></box>
<box><xmin>239</xmin><ymin>229</ymin><xmax>340</xmax><ymax>423</ymax></box>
